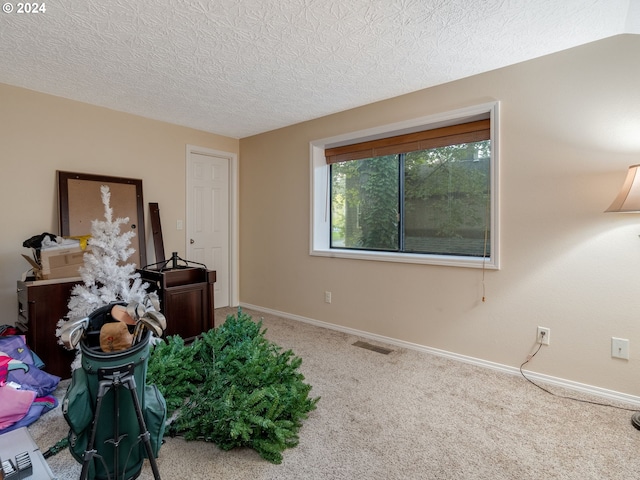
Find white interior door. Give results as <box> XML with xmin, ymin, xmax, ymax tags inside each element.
<box><xmin>187</xmin><ymin>150</ymin><xmax>231</xmax><ymax>308</ymax></box>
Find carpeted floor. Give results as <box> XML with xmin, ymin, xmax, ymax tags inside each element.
<box><xmin>27</xmin><ymin>307</ymin><xmax>640</xmax><ymax>479</ymax></box>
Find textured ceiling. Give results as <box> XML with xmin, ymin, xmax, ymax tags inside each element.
<box><xmin>0</xmin><ymin>0</ymin><xmax>638</xmax><ymax>138</ymax></box>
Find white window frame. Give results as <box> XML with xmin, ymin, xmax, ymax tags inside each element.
<box><xmin>309</xmin><ymin>101</ymin><xmax>500</xmax><ymax>269</ymax></box>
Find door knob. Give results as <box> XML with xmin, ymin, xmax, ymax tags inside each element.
<box><xmin>190</xmin><ymin>239</ymin><xmax>195</xmax><ymax>244</ymax></box>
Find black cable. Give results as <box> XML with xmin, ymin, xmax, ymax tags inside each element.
<box><xmin>519</xmin><ymin>342</ymin><xmax>639</xmax><ymax>412</ymax></box>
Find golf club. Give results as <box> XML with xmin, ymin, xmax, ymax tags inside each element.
<box><xmin>59</xmin><ymin>317</ymin><xmax>89</xmax><ymax>349</ymax></box>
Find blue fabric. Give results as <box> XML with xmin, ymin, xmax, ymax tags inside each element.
<box><xmin>29</xmin><ymin>350</ymin><xmax>46</xmax><ymax>369</ymax></box>
<box><xmin>0</xmin><ymin>336</ymin><xmax>60</xmax><ymax>434</ymax></box>
<box><xmin>0</xmin><ymin>335</ymin><xmax>35</xmax><ymax>364</ymax></box>
<box><xmin>0</xmin><ymin>336</ymin><xmax>59</xmax><ymax>398</ymax></box>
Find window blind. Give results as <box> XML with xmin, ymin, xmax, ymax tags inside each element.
<box><xmin>325</xmin><ymin>119</ymin><xmax>490</xmax><ymax>164</ymax></box>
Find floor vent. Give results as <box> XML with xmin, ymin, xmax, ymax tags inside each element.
<box><xmin>352</xmin><ymin>341</ymin><xmax>393</xmax><ymax>355</ymax></box>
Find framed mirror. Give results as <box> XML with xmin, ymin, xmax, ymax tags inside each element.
<box><xmin>57</xmin><ymin>171</ymin><xmax>147</xmax><ymax>267</ymax></box>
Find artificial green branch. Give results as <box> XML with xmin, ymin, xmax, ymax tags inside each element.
<box><xmin>147</xmin><ymin>309</ymin><xmax>319</xmax><ymax>464</ymax></box>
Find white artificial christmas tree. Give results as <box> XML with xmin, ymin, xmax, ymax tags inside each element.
<box><xmin>63</xmin><ymin>184</ymin><xmax>149</xmax><ymax>323</ymax></box>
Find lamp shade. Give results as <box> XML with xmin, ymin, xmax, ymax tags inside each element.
<box><xmin>606</xmin><ymin>164</ymin><xmax>640</xmax><ymax>213</ymax></box>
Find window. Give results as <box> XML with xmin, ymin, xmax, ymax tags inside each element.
<box><xmin>310</xmin><ymin>102</ymin><xmax>499</xmax><ymax>269</ymax></box>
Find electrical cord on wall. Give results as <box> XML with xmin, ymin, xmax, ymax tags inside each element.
<box><xmin>481</xmin><ymin>173</ymin><xmax>491</xmax><ymax>303</ymax></box>
<box><xmin>519</xmin><ymin>342</ymin><xmax>639</xmax><ymax>412</ymax></box>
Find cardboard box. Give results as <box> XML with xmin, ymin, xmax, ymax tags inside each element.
<box><xmin>40</xmin><ymin>247</ymin><xmax>88</xmax><ymax>279</ymax></box>
<box><xmin>23</xmin><ymin>247</ymin><xmax>89</xmax><ymax>280</ymax></box>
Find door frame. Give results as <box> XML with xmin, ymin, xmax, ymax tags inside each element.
<box><xmin>186</xmin><ymin>144</ymin><xmax>239</xmax><ymax>307</ymax></box>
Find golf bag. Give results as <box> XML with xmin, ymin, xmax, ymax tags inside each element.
<box><xmin>62</xmin><ymin>303</ymin><xmax>166</xmax><ymax>480</ymax></box>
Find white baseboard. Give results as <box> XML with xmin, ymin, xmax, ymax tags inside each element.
<box><xmin>240</xmin><ymin>302</ymin><xmax>640</xmax><ymax>408</ymax></box>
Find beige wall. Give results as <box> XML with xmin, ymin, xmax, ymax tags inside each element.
<box><xmin>0</xmin><ymin>84</ymin><xmax>238</xmax><ymax>320</ymax></box>
<box><xmin>239</xmin><ymin>35</ymin><xmax>640</xmax><ymax>396</ymax></box>
<box><xmin>2</xmin><ymin>34</ymin><xmax>639</xmax><ymax>398</ymax></box>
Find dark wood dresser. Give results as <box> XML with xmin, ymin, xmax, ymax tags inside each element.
<box><xmin>16</xmin><ymin>278</ymin><xmax>80</xmax><ymax>379</ymax></box>
<box><xmin>16</xmin><ymin>268</ymin><xmax>215</xmax><ymax>377</ymax></box>
<box><xmin>137</xmin><ymin>267</ymin><xmax>216</xmax><ymax>342</ymax></box>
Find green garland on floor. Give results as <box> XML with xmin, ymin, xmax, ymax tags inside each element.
<box><xmin>147</xmin><ymin>308</ymin><xmax>320</xmax><ymax>464</ymax></box>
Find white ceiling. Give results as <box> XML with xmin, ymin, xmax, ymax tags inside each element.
<box><xmin>1</xmin><ymin>0</ymin><xmax>638</xmax><ymax>139</ymax></box>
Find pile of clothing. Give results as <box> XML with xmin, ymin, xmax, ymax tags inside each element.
<box><xmin>23</xmin><ymin>232</ymin><xmax>88</xmax><ymax>252</ymax></box>
<box><xmin>0</xmin><ymin>333</ymin><xmax>60</xmax><ymax>434</ymax></box>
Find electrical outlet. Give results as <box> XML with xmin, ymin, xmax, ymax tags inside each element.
<box><xmin>324</xmin><ymin>291</ymin><xmax>332</xmax><ymax>304</ymax></box>
<box><xmin>537</xmin><ymin>327</ymin><xmax>550</xmax><ymax>345</ymax></box>
<box><xmin>611</xmin><ymin>337</ymin><xmax>629</xmax><ymax>359</ymax></box>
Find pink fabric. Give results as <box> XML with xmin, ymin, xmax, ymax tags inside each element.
<box><xmin>0</xmin><ymin>385</ymin><xmax>37</xmax><ymax>430</ymax></box>
<box><xmin>0</xmin><ymin>355</ymin><xmax>9</xmax><ymax>385</ymax></box>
